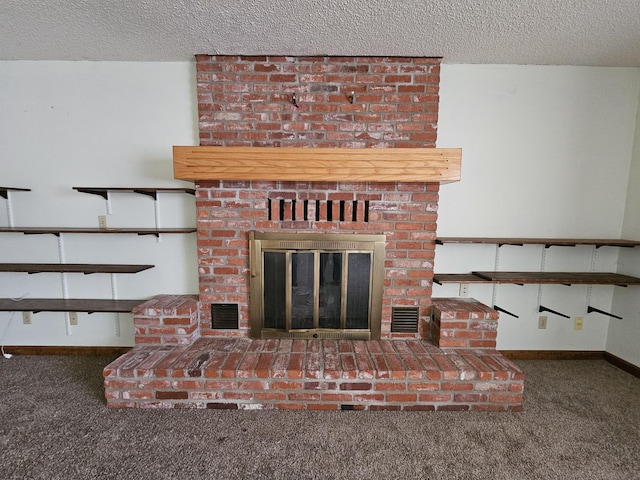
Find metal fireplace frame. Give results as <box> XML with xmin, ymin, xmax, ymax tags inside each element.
<box><xmin>249</xmin><ymin>232</ymin><xmax>386</xmax><ymax>340</ymax></box>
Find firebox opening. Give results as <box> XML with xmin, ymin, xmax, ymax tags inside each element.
<box><xmin>249</xmin><ymin>232</ymin><xmax>385</xmax><ymax>340</ymax></box>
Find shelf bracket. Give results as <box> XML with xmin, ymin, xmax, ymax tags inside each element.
<box><xmin>0</xmin><ymin>187</ymin><xmax>31</xmax><ymax>200</ymax></box>
<box><xmin>23</xmin><ymin>231</ymin><xmax>60</xmax><ymax>237</ymax></box>
<box><xmin>133</xmin><ymin>189</ymin><xmax>158</xmax><ymax>200</ymax></box>
<box><xmin>493</xmin><ymin>305</ymin><xmax>519</xmax><ymax>318</ymax></box>
<box><xmin>545</xmin><ymin>243</ymin><xmax>577</xmax><ymax>249</ymax></box>
<box><xmin>587</xmin><ymin>306</ymin><xmax>623</xmax><ymax>320</ymax></box>
<box><xmin>538</xmin><ymin>305</ymin><xmax>570</xmax><ymax>319</ymax></box>
<box><xmin>73</xmin><ymin>188</ymin><xmax>109</xmax><ymax>200</ymax></box>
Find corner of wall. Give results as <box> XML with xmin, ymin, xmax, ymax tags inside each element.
<box><xmin>608</xmin><ymin>69</ymin><xmax>640</xmax><ymax>368</ymax></box>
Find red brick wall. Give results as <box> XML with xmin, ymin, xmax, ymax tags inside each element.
<box><xmin>195</xmin><ymin>55</ymin><xmax>442</xmax><ymax>339</ymax></box>
<box><xmin>196</xmin><ymin>55</ymin><xmax>440</xmax><ymax>148</ymax></box>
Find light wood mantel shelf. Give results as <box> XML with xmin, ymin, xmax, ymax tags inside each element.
<box><xmin>173</xmin><ymin>146</ymin><xmax>461</xmax><ymax>183</ymax></box>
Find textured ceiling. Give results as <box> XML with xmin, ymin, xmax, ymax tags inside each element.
<box><xmin>2</xmin><ymin>0</ymin><xmax>640</xmax><ymax>66</ymax></box>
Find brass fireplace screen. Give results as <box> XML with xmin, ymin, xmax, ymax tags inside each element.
<box><xmin>249</xmin><ymin>232</ymin><xmax>386</xmax><ymax>340</ymax></box>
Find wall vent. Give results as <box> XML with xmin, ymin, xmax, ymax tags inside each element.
<box><xmin>391</xmin><ymin>307</ymin><xmax>419</xmax><ymax>333</ymax></box>
<box><xmin>211</xmin><ymin>304</ymin><xmax>239</xmax><ymax>329</ymax></box>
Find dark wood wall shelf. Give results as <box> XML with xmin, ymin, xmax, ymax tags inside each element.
<box><xmin>0</xmin><ymin>263</ymin><xmax>154</xmax><ymax>274</ymax></box>
<box><xmin>436</xmin><ymin>237</ymin><xmax>640</xmax><ymax>248</ymax></box>
<box><xmin>435</xmin><ymin>237</ymin><xmax>640</xmax><ymax>285</ymax></box>
<box><xmin>434</xmin><ymin>272</ymin><xmax>640</xmax><ymax>286</ymax></box>
<box><xmin>0</xmin><ymin>298</ymin><xmax>145</xmax><ymax>313</ymax></box>
<box><xmin>0</xmin><ymin>227</ymin><xmax>196</xmax><ymax>237</ymax></box>
<box><xmin>435</xmin><ymin>237</ymin><xmax>640</xmax><ymax>319</ymax></box>
<box><xmin>73</xmin><ymin>187</ymin><xmax>195</xmax><ymax>200</ymax></box>
<box><xmin>434</xmin><ymin>273</ymin><xmax>491</xmax><ymax>284</ymax></box>
<box><xmin>0</xmin><ymin>187</ymin><xmax>31</xmax><ymax>199</ymax></box>
<box><xmin>0</xmin><ymin>187</ymin><xmax>192</xmax><ymax>323</ymax></box>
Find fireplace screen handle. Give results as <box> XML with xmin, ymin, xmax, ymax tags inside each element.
<box><xmin>250</xmin><ymin>240</ymin><xmax>259</xmax><ymax>277</ymax></box>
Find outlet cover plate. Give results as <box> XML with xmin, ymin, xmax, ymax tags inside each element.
<box><xmin>538</xmin><ymin>315</ymin><xmax>547</xmax><ymax>329</ymax></box>
<box><xmin>22</xmin><ymin>311</ymin><xmax>32</xmax><ymax>325</ymax></box>
<box><xmin>574</xmin><ymin>316</ymin><xmax>584</xmax><ymax>330</ymax></box>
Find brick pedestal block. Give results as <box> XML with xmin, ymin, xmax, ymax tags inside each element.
<box><xmin>431</xmin><ymin>298</ymin><xmax>499</xmax><ymax>349</ymax></box>
<box><xmin>133</xmin><ymin>295</ymin><xmax>201</xmax><ymax>345</ymax></box>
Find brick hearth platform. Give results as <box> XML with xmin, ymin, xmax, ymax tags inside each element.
<box><xmin>104</xmin><ymin>297</ymin><xmax>525</xmax><ymax>411</ymax></box>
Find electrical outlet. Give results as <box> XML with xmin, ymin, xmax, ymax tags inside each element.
<box><xmin>69</xmin><ymin>312</ymin><xmax>78</xmax><ymax>326</ymax></box>
<box><xmin>459</xmin><ymin>283</ymin><xmax>469</xmax><ymax>297</ymax></box>
<box><xmin>574</xmin><ymin>316</ymin><xmax>584</xmax><ymax>330</ymax></box>
<box><xmin>22</xmin><ymin>311</ymin><xmax>32</xmax><ymax>325</ymax></box>
<box><xmin>538</xmin><ymin>315</ymin><xmax>547</xmax><ymax>329</ymax></box>
<box><xmin>98</xmin><ymin>215</ymin><xmax>108</xmax><ymax>229</ymax></box>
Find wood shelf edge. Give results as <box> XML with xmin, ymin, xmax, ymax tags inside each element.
<box><xmin>0</xmin><ymin>298</ymin><xmax>146</xmax><ymax>313</ymax></box>
<box><xmin>0</xmin><ymin>263</ymin><xmax>154</xmax><ymax>274</ymax></box>
<box><xmin>433</xmin><ymin>272</ymin><xmax>640</xmax><ymax>285</ymax></box>
<box><xmin>0</xmin><ymin>227</ymin><xmax>196</xmax><ymax>235</ymax></box>
<box><xmin>436</xmin><ymin>237</ymin><xmax>640</xmax><ymax>247</ymax></box>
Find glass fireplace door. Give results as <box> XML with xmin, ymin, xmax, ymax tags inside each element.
<box><xmin>263</xmin><ymin>250</ymin><xmax>371</xmax><ymax>333</ymax></box>
<box><xmin>250</xmin><ymin>232</ymin><xmax>385</xmax><ymax>340</ymax></box>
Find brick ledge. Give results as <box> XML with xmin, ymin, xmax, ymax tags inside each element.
<box><xmin>104</xmin><ymin>337</ymin><xmax>524</xmax><ymax>411</ymax></box>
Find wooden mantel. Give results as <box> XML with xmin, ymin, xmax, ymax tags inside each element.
<box><xmin>173</xmin><ymin>146</ymin><xmax>461</xmax><ymax>183</ymax></box>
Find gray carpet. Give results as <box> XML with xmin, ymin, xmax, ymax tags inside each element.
<box><xmin>0</xmin><ymin>355</ymin><xmax>639</xmax><ymax>480</ymax></box>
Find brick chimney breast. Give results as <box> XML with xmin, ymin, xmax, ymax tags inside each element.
<box><xmin>195</xmin><ymin>55</ymin><xmax>441</xmax><ymax>339</ymax></box>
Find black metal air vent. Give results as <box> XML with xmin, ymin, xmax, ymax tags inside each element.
<box><xmin>211</xmin><ymin>303</ymin><xmax>239</xmax><ymax>329</ymax></box>
<box><xmin>391</xmin><ymin>307</ymin><xmax>419</xmax><ymax>333</ymax></box>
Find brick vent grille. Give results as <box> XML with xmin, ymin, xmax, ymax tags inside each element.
<box><xmin>211</xmin><ymin>304</ymin><xmax>239</xmax><ymax>329</ymax></box>
<box><xmin>268</xmin><ymin>199</ymin><xmax>369</xmax><ymax>222</ymax></box>
<box><xmin>391</xmin><ymin>307</ymin><xmax>419</xmax><ymax>333</ymax></box>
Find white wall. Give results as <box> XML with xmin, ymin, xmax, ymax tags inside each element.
<box><xmin>436</xmin><ymin>65</ymin><xmax>640</xmax><ymax>351</ymax></box>
<box><xmin>609</xmin><ymin>85</ymin><xmax>640</xmax><ymax>366</ymax></box>
<box><xmin>2</xmin><ymin>61</ymin><xmax>639</xmax><ymax>354</ymax></box>
<box><xmin>0</xmin><ymin>61</ymin><xmax>199</xmax><ymax>347</ymax></box>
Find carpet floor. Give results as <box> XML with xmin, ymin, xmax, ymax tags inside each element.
<box><xmin>0</xmin><ymin>355</ymin><xmax>639</xmax><ymax>479</ymax></box>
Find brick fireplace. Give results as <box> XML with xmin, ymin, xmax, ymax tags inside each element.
<box><xmin>193</xmin><ymin>55</ymin><xmax>443</xmax><ymax>340</ymax></box>
<box><xmin>103</xmin><ymin>55</ymin><xmax>525</xmax><ymax>410</ymax></box>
